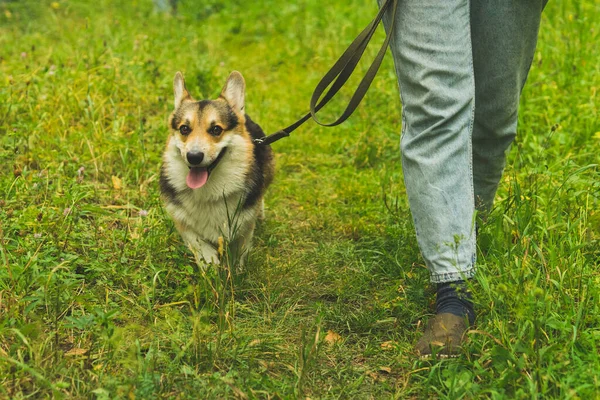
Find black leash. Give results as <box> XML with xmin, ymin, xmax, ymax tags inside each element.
<box><xmin>253</xmin><ymin>0</ymin><xmax>398</xmax><ymax>146</ymax></box>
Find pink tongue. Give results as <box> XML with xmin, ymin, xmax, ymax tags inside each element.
<box><xmin>186</xmin><ymin>167</ymin><xmax>208</xmax><ymax>189</ymax></box>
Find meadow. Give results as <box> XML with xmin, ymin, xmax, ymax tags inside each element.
<box><xmin>0</xmin><ymin>0</ymin><xmax>599</xmax><ymax>398</ymax></box>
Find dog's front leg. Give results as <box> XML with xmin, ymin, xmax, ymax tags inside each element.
<box><xmin>196</xmin><ymin>240</ymin><xmax>220</xmax><ymax>265</ymax></box>
<box><xmin>181</xmin><ymin>231</ymin><xmax>220</xmax><ymax>266</ymax></box>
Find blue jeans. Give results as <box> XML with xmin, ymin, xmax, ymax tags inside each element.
<box><xmin>380</xmin><ymin>0</ymin><xmax>546</xmax><ymax>283</ymax></box>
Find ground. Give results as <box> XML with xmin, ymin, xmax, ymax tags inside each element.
<box><xmin>0</xmin><ymin>0</ymin><xmax>599</xmax><ymax>398</ymax></box>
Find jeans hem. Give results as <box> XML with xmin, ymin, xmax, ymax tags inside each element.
<box><xmin>430</xmin><ymin>267</ymin><xmax>476</xmax><ymax>284</ymax></box>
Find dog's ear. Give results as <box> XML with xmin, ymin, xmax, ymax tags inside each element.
<box><xmin>220</xmin><ymin>71</ymin><xmax>245</xmax><ymax>113</ymax></box>
<box><xmin>173</xmin><ymin>72</ymin><xmax>191</xmax><ymax>109</ymax></box>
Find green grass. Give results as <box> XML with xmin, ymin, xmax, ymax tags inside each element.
<box><xmin>1</xmin><ymin>0</ymin><xmax>599</xmax><ymax>398</ymax></box>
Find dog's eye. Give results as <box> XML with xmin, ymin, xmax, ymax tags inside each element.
<box><xmin>179</xmin><ymin>125</ymin><xmax>191</xmax><ymax>135</ymax></box>
<box><xmin>209</xmin><ymin>125</ymin><xmax>223</xmax><ymax>136</ymax></box>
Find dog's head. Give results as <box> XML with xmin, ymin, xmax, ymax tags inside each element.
<box><xmin>167</xmin><ymin>71</ymin><xmax>251</xmax><ymax>190</ymax></box>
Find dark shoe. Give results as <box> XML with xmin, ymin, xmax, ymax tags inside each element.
<box><xmin>414</xmin><ymin>313</ymin><xmax>468</xmax><ymax>359</ymax></box>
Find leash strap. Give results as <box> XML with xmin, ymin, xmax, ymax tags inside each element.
<box><xmin>254</xmin><ymin>0</ymin><xmax>398</xmax><ymax>146</ymax></box>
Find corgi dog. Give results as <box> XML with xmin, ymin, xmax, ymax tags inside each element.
<box><xmin>160</xmin><ymin>71</ymin><xmax>274</xmax><ymax>266</ymax></box>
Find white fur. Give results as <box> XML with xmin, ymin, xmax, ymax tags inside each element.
<box><xmin>162</xmin><ymin>132</ymin><xmax>260</xmax><ymax>266</ymax></box>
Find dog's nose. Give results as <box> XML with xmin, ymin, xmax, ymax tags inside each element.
<box><xmin>186</xmin><ymin>152</ymin><xmax>204</xmax><ymax>166</ymax></box>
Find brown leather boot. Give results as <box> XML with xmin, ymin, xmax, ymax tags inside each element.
<box><xmin>414</xmin><ymin>313</ymin><xmax>468</xmax><ymax>359</ymax></box>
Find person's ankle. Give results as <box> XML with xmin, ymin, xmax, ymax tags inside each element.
<box><xmin>435</xmin><ymin>279</ymin><xmax>475</xmax><ymax>325</ymax></box>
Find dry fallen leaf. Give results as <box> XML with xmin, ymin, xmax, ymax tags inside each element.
<box><xmin>324</xmin><ymin>330</ymin><xmax>342</xmax><ymax>345</ymax></box>
<box><xmin>367</xmin><ymin>370</ymin><xmax>388</xmax><ymax>383</ymax></box>
<box><xmin>65</xmin><ymin>348</ymin><xmax>88</xmax><ymax>357</ymax></box>
<box><xmin>112</xmin><ymin>175</ymin><xmax>122</xmax><ymax>190</ymax></box>
<box><xmin>379</xmin><ymin>366</ymin><xmax>392</xmax><ymax>374</ymax></box>
<box><xmin>380</xmin><ymin>341</ymin><xmax>396</xmax><ymax>351</ymax></box>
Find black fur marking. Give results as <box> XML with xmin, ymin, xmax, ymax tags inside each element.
<box><xmin>159</xmin><ymin>166</ymin><xmax>181</xmax><ymax>206</ymax></box>
<box><xmin>198</xmin><ymin>100</ymin><xmax>210</xmax><ymax>112</ymax></box>
<box><xmin>220</xmin><ymin>103</ymin><xmax>239</xmax><ymax>131</ymax></box>
<box><xmin>243</xmin><ymin>115</ymin><xmax>274</xmax><ymax>209</ymax></box>
<box><xmin>192</xmin><ymin>100</ymin><xmax>238</xmax><ymax>131</ymax></box>
<box><xmin>170</xmin><ymin>114</ymin><xmax>180</xmax><ymax>130</ymax></box>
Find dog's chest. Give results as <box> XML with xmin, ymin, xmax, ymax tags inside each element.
<box><xmin>169</xmin><ymin>191</ymin><xmax>254</xmax><ymax>239</ymax></box>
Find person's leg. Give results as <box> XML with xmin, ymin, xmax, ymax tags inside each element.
<box><xmin>471</xmin><ymin>0</ymin><xmax>547</xmax><ymax>215</ymax></box>
<box><xmin>380</xmin><ymin>0</ymin><xmax>476</xmax><ymax>358</ymax></box>
<box><xmin>381</xmin><ymin>0</ymin><xmax>476</xmax><ymax>284</ymax></box>
<box><xmin>380</xmin><ymin>0</ymin><xmax>547</xmax><ymax>357</ymax></box>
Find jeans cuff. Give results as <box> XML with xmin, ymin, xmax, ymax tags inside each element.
<box><xmin>430</xmin><ymin>267</ymin><xmax>476</xmax><ymax>284</ymax></box>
